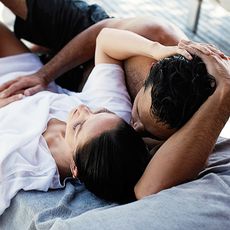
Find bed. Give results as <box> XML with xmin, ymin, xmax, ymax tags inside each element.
<box><xmin>0</xmin><ymin>136</ymin><xmax>230</xmax><ymax>230</ymax></box>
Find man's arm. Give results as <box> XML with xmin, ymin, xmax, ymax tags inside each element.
<box><xmin>0</xmin><ymin>16</ymin><xmax>188</xmax><ymax>98</ymax></box>
<box><xmin>0</xmin><ymin>19</ymin><xmax>109</xmax><ymax>97</ymax></box>
<box><xmin>135</xmin><ymin>49</ymin><xmax>230</xmax><ymax>199</ymax></box>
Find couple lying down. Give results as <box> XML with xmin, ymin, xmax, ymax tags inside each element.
<box><xmin>0</xmin><ymin>21</ymin><xmax>230</xmax><ymax>215</ymax></box>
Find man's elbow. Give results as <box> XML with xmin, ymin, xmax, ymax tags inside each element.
<box><xmin>134</xmin><ymin>183</ymin><xmax>161</xmax><ymax>200</ymax></box>
<box><xmin>134</xmin><ymin>185</ymin><xmax>147</xmax><ymax>200</ymax></box>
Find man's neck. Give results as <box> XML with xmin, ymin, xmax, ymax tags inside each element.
<box><xmin>124</xmin><ymin>56</ymin><xmax>155</xmax><ymax>101</ymax></box>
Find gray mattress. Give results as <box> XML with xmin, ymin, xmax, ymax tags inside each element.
<box><xmin>0</xmin><ymin>137</ymin><xmax>230</xmax><ymax>230</ymax></box>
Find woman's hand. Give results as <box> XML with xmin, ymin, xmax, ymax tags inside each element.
<box><xmin>0</xmin><ymin>71</ymin><xmax>48</xmax><ymax>99</ymax></box>
<box><xmin>151</xmin><ymin>43</ymin><xmax>193</xmax><ymax>60</ymax></box>
<box><xmin>0</xmin><ymin>94</ymin><xmax>23</xmax><ymax>108</ymax></box>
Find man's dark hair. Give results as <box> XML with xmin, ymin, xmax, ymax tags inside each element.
<box><xmin>74</xmin><ymin>119</ymin><xmax>150</xmax><ymax>204</ymax></box>
<box><xmin>144</xmin><ymin>55</ymin><xmax>216</xmax><ymax>129</ymax></box>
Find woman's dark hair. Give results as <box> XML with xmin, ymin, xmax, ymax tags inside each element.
<box><xmin>144</xmin><ymin>55</ymin><xmax>216</xmax><ymax>129</ymax></box>
<box><xmin>74</xmin><ymin>119</ymin><xmax>150</xmax><ymax>204</ymax></box>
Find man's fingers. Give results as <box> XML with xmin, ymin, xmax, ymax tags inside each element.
<box><xmin>205</xmin><ymin>44</ymin><xmax>225</xmax><ymax>57</ymax></box>
<box><xmin>189</xmin><ymin>44</ymin><xmax>211</xmax><ymax>55</ymax></box>
<box><xmin>181</xmin><ymin>45</ymin><xmax>205</xmax><ymax>58</ymax></box>
<box><xmin>0</xmin><ymin>79</ymin><xmax>19</xmax><ymax>94</ymax></box>
<box><xmin>179</xmin><ymin>39</ymin><xmax>191</xmax><ymax>45</ymax></box>
<box><xmin>222</xmin><ymin>56</ymin><xmax>230</xmax><ymax>60</ymax></box>
<box><xmin>179</xmin><ymin>40</ymin><xmax>226</xmax><ymax>59</ymax></box>
<box><xmin>0</xmin><ymin>84</ymin><xmax>23</xmax><ymax>98</ymax></box>
<box><xmin>0</xmin><ymin>80</ymin><xmax>34</xmax><ymax>98</ymax></box>
<box><xmin>24</xmin><ymin>85</ymin><xmax>43</xmax><ymax>96</ymax></box>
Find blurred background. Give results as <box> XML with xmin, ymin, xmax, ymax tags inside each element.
<box><xmin>87</xmin><ymin>0</ymin><xmax>230</xmax><ymax>55</ymax></box>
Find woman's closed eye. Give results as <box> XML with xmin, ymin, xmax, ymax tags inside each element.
<box><xmin>93</xmin><ymin>108</ymin><xmax>114</xmax><ymax>114</ymax></box>
<box><xmin>73</xmin><ymin>122</ymin><xmax>83</xmax><ymax>131</ymax></box>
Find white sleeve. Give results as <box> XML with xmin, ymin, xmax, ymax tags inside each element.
<box><xmin>81</xmin><ymin>64</ymin><xmax>132</xmax><ymax>123</ymax></box>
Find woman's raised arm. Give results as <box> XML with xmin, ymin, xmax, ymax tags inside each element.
<box><xmin>95</xmin><ymin>28</ymin><xmax>192</xmax><ymax>65</ymax></box>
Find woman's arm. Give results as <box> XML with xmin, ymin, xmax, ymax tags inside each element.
<box><xmin>95</xmin><ymin>28</ymin><xmax>193</xmax><ymax>65</ymax></box>
<box><xmin>134</xmin><ymin>48</ymin><xmax>230</xmax><ymax>199</ymax></box>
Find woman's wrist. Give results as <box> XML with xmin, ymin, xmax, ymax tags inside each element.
<box><xmin>150</xmin><ymin>43</ymin><xmax>177</xmax><ymax>60</ymax></box>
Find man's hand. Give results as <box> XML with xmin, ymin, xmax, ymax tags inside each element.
<box><xmin>178</xmin><ymin>40</ymin><xmax>230</xmax><ymax>87</ymax></box>
<box><xmin>0</xmin><ymin>94</ymin><xmax>23</xmax><ymax>108</ymax></box>
<box><xmin>135</xmin><ymin>41</ymin><xmax>230</xmax><ymax>199</ymax></box>
<box><xmin>0</xmin><ymin>72</ymin><xmax>49</xmax><ymax>98</ymax></box>
<box><xmin>151</xmin><ymin>39</ymin><xmax>225</xmax><ymax>61</ymax></box>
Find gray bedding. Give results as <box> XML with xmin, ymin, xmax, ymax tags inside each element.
<box><xmin>1</xmin><ymin>137</ymin><xmax>230</xmax><ymax>230</ymax></box>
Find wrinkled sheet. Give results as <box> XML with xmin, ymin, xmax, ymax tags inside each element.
<box><xmin>0</xmin><ymin>137</ymin><xmax>230</xmax><ymax>230</ymax></box>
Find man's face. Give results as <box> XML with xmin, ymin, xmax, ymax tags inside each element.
<box><xmin>131</xmin><ymin>86</ymin><xmax>176</xmax><ymax>140</ymax></box>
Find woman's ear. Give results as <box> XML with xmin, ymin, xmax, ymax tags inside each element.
<box><xmin>70</xmin><ymin>159</ymin><xmax>78</xmax><ymax>179</ymax></box>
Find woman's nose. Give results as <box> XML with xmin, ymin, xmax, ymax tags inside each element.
<box><xmin>78</xmin><ymin>104</ymin><xmax>92</xmax><ymax>116</ymax></box>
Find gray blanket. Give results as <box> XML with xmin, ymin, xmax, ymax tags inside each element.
<box><xmin>1</xmin><ymin>137</ymin><xmax>230</xmax><ymax>230</ymax></box>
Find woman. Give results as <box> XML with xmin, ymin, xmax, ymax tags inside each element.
<box><xmin>0</xmin><ymin>22</ymin><xmax>151</xmax><ymax>215</ymax></box>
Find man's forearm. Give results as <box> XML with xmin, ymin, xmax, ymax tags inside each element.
<box><xmin>36</xmin><ymin>19</ymin><xmax>110</xmax><ymax>83</ymax></box>
<box><xmin>135</xmin><ymin>85</ymin><xmax>230</xmax><ymax>199</ymax></box>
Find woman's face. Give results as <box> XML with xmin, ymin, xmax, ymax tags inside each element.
<box><xmin>65</xmin><ymin>105</ymin><xmax>121</xmax><ymax>154</ymax></box>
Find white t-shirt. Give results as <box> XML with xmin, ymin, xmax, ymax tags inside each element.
<box><xmin>0</xmin><ymin>53</ymin><xmax>131</xmax><ymax>215</ymax></box>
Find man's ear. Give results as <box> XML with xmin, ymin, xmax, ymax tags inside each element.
<box><xmin>70</xmin><ymin>159</ymin><xmax>78</xmax><ymax>179</ymax></box>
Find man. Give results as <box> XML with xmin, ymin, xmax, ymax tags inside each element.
<box><xmin>91</xmin><ymin>27</ymin><xmax>230</xmax><ymax>197</ymax></box>
<box><xmin>135</xmin><ymin>46</ymin><xmax>230</xmax><ymax>198</ymax></box>
<box><xmin>0</xmin><ymin>0</ymin><xmax>229</xmax><ymax>196</ymax></box>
